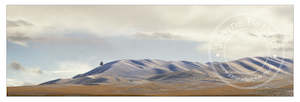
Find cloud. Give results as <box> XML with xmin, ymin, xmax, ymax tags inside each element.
<box><xmin>6</xmin><ymin>20</ymin><xmax>19</xmax><ymax>27</ymax></box>
<box><xmin>29</xmin><ymin>68</ymin><xmax>43</xmax><ymax>74</ymax></box>
<box><xmin>7</xmin><ymin>19</ymin><xmax>36</xmax><ymax>47</ymax></box>
<box><xmin>271</xmin><ymin>6</ymin><xmax>293</xmax><ymax>22</ymax></box>
<box><xmin>7</xmin><ymin>32</ymin><xmax>32</xmax><ymax>47</ymax></box>
<box><xmin>135</xmin><ymin>32</ymin><xmax>183</xmax><ymax>40</ymax></box>
<box><xmin>264</xmin><ymin>33</ymin><xmax>294</xmax><ymax>55</ymax></box>
<box><xmin>7</xmin><ymin>60</ymin><xmax>95</xmax><ymax>86</ymax></box>
<box><xmin>247</xmin><ymin>32</ymin><xmax>258</xmax><ymax>37</ymax></box>
<box><xmin>49</xmin><ymin>61</ymin><xmax>94</xmax><ymax>78</ymax></box>
<box><xmin>197</xmin><ymin>31</ymin><xmax>294</xmax><ymax>61</ymax></box>
<box><xmin>273</xmin><ymin>40</ymin><xmax>294</xmax><ymax>53</ymax></box>
<box><xmin>31</xmin><ymin>31</ymin><xmax>106</xmax><ymax>45</ymax></box>
<box><xmin>6</xmin><ymin>6</ymin><xmax>293</xmax><ymax>60</ymax></box>
<box><xmin>9</xmin><ymin>61</ymin><xmax>25</xmax><ymax>71</ymax></box>
<box><xmin>273</xmin><ymin>47</ymin><xmax>293</xmax><ymax>52</ymax></box>
<box><xmin>6</xmin><ymin>6</ymin><xmax>293</xmax><ymax>41</ymax></box>
<box><xmin>7</xmin><ymin>19</ymin><xmax>33</xmax><ymax>28</ymax></box>
<box><xmin>7</xmin><ymin>20</ymin><xmax>105</xmax><ymax>47</ymax></box>
<box><xmin>9</xmin><ymin>61</ymin><xmax>43</xmax><ymax>74</ymax></box>
<box><xmin>7</xmin><ymin>78</ymin><xmax>32</xmax><ymax>86</ymax></box>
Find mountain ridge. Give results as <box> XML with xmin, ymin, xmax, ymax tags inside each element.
<box><xmin>40</xmin><ymin>56</ymin><xmax>293</xmax><ymax>86</ymax></box>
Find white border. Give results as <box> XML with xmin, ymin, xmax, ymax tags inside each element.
<box><xmin>0</xmin><ymin>0</ymin><xmax>298</xmax><ymax>102</ymax></box>
<box><xmin>1</xmin><ymin>0</ymin><xmax>296</xmax><ymax>5</ymax></box>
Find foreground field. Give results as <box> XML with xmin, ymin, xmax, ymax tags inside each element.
<box><xmin>7</xmin><ymin>82</ymin><xmax>293</xmax><ymax>96</ymax></box>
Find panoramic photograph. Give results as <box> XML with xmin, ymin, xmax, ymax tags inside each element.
<box><xmin>6</xmin><ymin>5</ymin><xmax>293</xmax><ymax>96</ymax></box>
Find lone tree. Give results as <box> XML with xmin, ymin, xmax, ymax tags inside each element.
<box><xmin>100</xmin><ymin>61</ymin><xmax>104</xmax><ymax>66</ymax></box>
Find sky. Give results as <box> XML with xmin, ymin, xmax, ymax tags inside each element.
<box><xmin>6</xmin><ymin>5</ymin><xmax>293</xmax><ymax>86</ymax></box>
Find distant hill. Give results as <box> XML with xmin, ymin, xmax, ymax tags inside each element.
<box><xmin>40</xmin><ymin>56</ymin><xmax>293</xmax><ymax>87</ymax></box>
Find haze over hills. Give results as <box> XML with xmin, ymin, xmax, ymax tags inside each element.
<box><xmin>40</xmin><ymin>56</ymin><xmax>293</xmax><ymax>88</ymax></box>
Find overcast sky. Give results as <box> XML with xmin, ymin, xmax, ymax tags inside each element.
<box><xmin>6</xmin><ymin>5</ymin><xmax>293</xmax><ymax>86</ymax></box>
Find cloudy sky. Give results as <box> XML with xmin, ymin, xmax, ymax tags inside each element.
<box><xmin>6</xmin><ymin>5</ymin><xmax>293</xmax><ymax>86</ymax></box>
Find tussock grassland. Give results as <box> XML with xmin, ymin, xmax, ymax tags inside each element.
<box><xmin>7</xmin><ymin>82</ymin><xmax>293</xmax><ymax>96</ymax></box>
